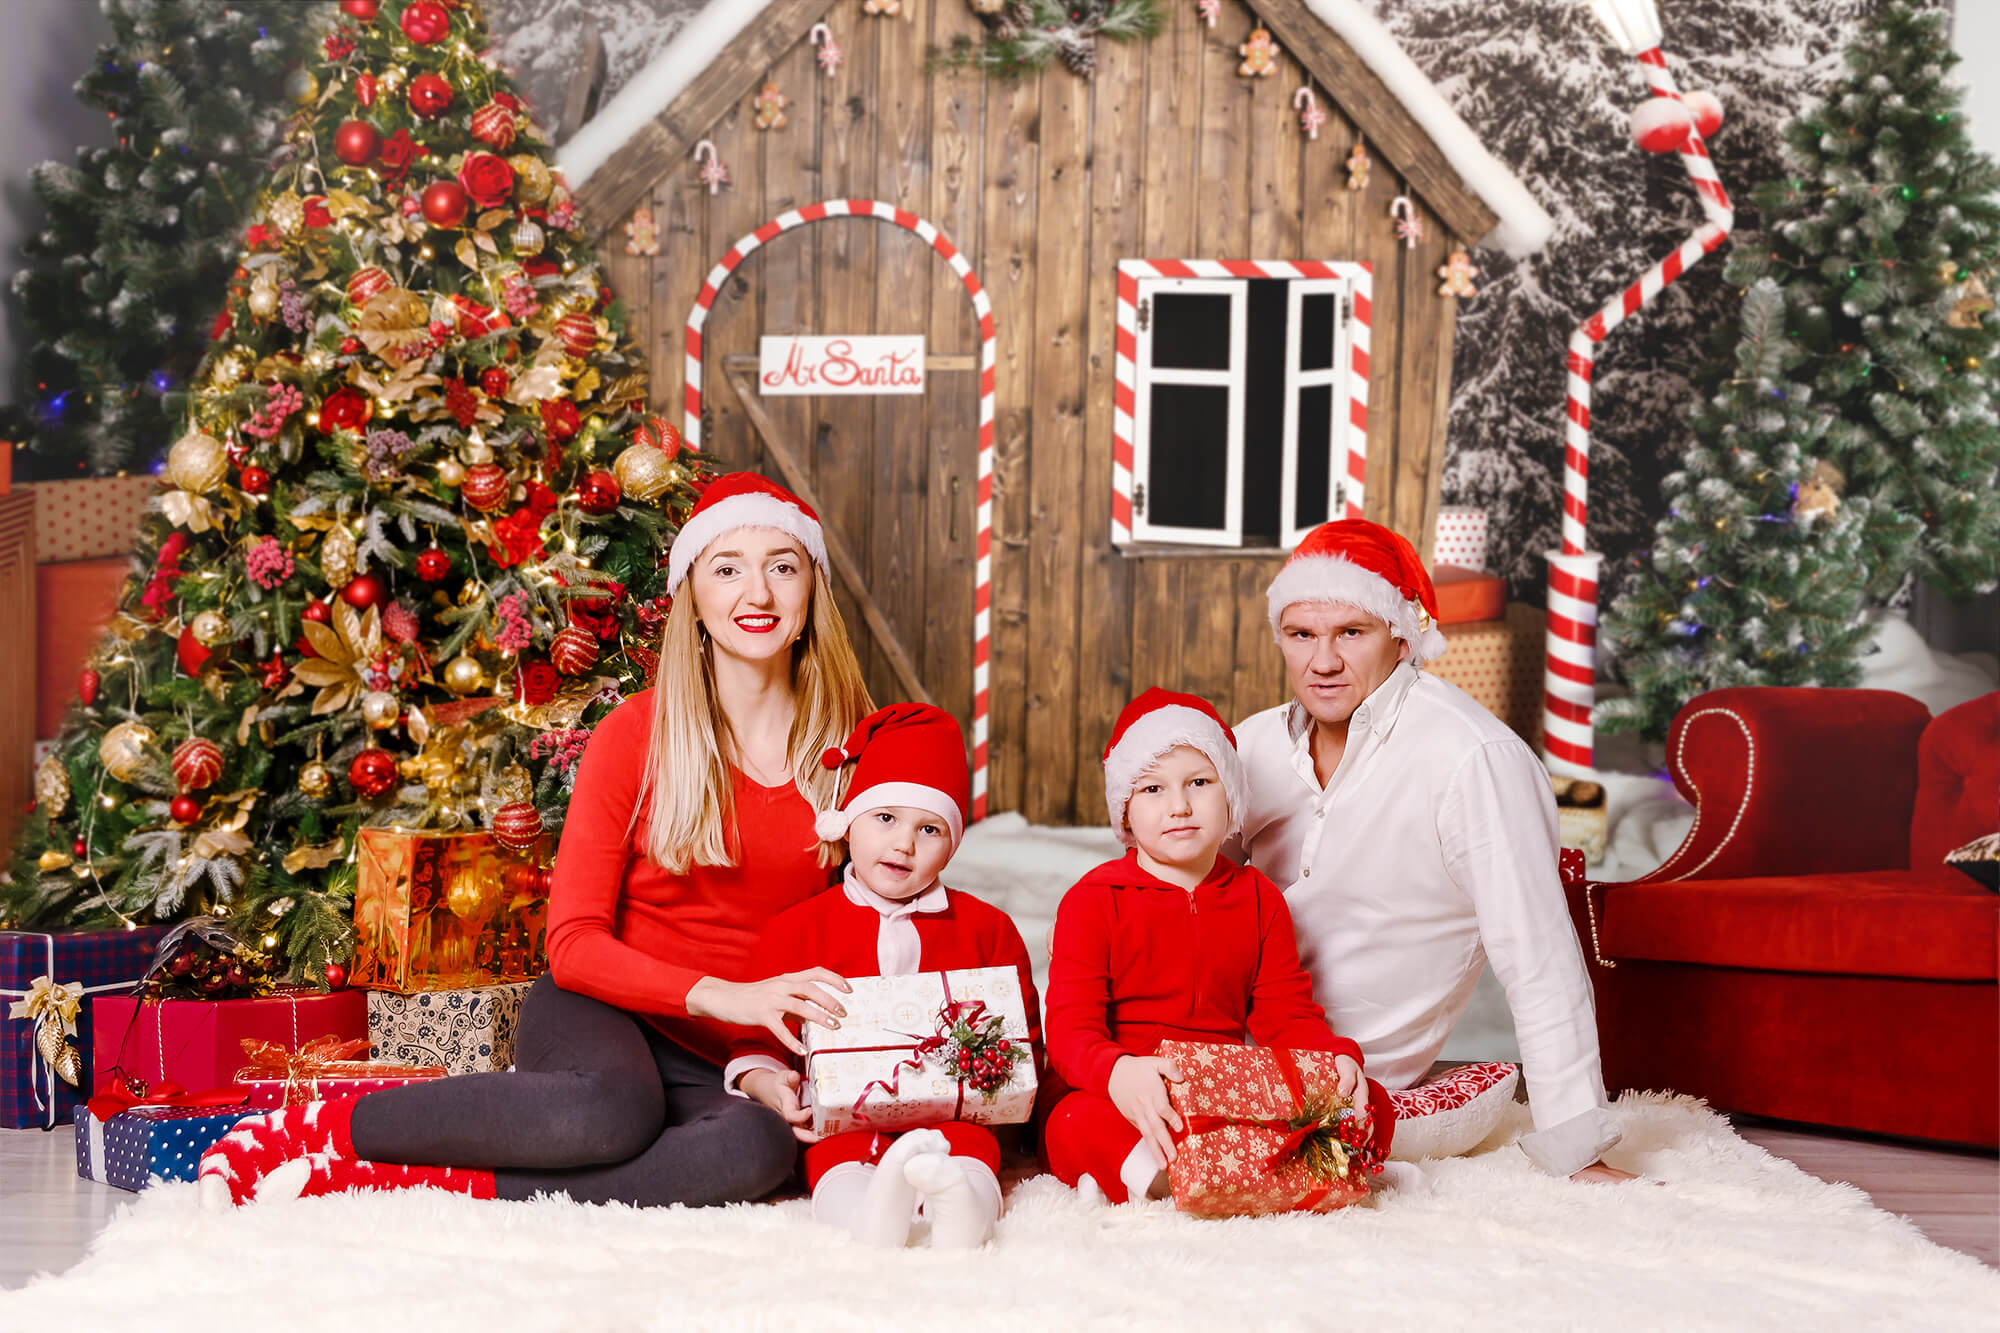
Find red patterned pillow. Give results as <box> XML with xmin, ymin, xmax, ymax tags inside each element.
<box><xmin>1387</xmin><ymin>1060</ymin><xmax>1520</xmax><ymax>1161</ymax></box>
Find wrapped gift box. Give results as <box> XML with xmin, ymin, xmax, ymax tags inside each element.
<box><xmin>20</xmin><ymin>476</ymin><xmax>158</xmax><ymax>563</ymax></box>
<box><xmin>93</xmin><ymin>989</ymin><xmax>367</xmax><ymax>1095</ymax></box>
<box><xmin>803</xmin><ymin>967</ymin><xmax>1036</xmax><ymax>1137</ymax></box>
<box><xmin>2</xmin><ymin>926</ymin><xmax>170</xmax><ymax>1129</ymax></box>
<box><xmin>1433</xmin><ymin>565</ymin><xmax>1506</xmax><ymax>626</ymax></box>
<box><xmin>353</xmin><ymin>828</ymin><xmax>550</xmax><ymax>993</ymax></box>
<box><xmin>234</xmin><ymin>1035</ymin><xmax>444</xmax><ymax>1108</ymax></box>
<box><xmin>1424</xmin><ymin>603</ymin><xmax>1545</xmax><ymax>749</ymax></box>
<box><xmin>366</xmin><ymin>981</ymin><xmax>532</xmax><ymax>1075</ymax></box>
<box><xmin>36</xmin><ymin>556</ymin><xmax>132</xmax><ymax>739</ymax></box>
<box><xmin>1433</xmin><ymin>506</ymin><xmax>1489</xmax><ymax>569</ymax></box>
<box><xmin>75</xmin><ymin>1103</ymin><xmax>259</xmax><ymax>1191</ymax></box>
<box><xmin>1553</xmin><ymin>777</ymin><xmax>1609</xmax><ymax>866</ymax></box>
<box><xmin>1159</xmin><ymin>1040</ymin><xmax>1378</xmax><ymax>1218</ymax></box>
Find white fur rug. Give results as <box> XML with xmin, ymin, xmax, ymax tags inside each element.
<box><xmin>7</xmin><ymin>1096</ymin><xmax>1992</xmax><ymax>1332</ymax></box>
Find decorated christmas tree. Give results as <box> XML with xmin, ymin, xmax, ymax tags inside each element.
<box><xmin>1599</xmin><ymin>280</ymin><xmax>1916</xmax><ymax>738</ymax></box>
<box><xmin>2</xmin><ymin>0</ymin><xmax>706</xmax><ymax>979</ymax></box>
<box><xmin>1722</xmin><ymin>0</ymin><xmax>2000</xmax><ymax>600</ymax></box>
<box><xmin>6</xmin><ymin>0</ymin><xmax>317</xmax><ymax>477</ymax></box>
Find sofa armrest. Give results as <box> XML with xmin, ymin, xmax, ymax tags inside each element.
<box><xmin>1639</xmin><ymin>687</ymin><xmax>1931</xmax><ymax>883</ymax></box>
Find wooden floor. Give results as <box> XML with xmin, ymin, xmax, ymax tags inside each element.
<box><xmin>1</xmin><ymin>1118</ymin><xmax>1991</xmax><ymax>1289</ymax></box>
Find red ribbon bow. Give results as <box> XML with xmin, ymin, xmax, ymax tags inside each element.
<box><xmin>85</xmin><ymin>1072</ymin><xmax>248</xmax><ymax>1123</ymax></box>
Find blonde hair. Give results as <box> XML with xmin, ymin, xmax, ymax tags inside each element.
<box><xmin>639</xmin><ymin>564</ymin><xmax>871</xmax><ymax>873</ymax></box>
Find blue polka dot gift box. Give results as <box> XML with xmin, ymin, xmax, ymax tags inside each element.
<box><xmin>74</xmin><ymin>1103</ymin><xmax>261</xmax><ymax>1192</ymax></box>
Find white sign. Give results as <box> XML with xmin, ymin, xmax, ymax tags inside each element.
<box><xmin>759</xmin><ymin>335</ymin><xmax>926</xmax><ymax>396</ymax></box>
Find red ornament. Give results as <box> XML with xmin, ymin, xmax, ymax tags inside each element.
<box><xmin>339</xmin><ymin>336</ymin><xmax>361</xmax><ymax>355</ymax></box>
<box><xmin>239</xmin><ymin>465</ymin><xmax>271</xmax><ymax>497</ymax></box>
<box><xmin>323</xmin><ymin>961</ymin><xmax>349</xmax><ymax>991</ymax></box>
<box><xmin>460</xmin><ymin>463</ymin><xmax>511</xmax><ymax>512</ymax></box>
<box><xmin>348</xmin><ymin>748</ymin><xmax>399</xmax><ymax>798</ymax></box>
<box><xmin>553</xmin><ymin>311</ymin><xmax>598</xmax><ymax>358</ymax></box>
<box><xmin>407</xmin><ymin>72</ymin><xmax>454</xmax><ymax>120</ymax></box>
<box><xmin>346</xmin><ymin>265</ymin><xmax>390</xmax><ymax>305</ymax></box>
<box><xmin>261</xmin><ymin>654</ymin><xmax>289</xmax><ymax>690</ymax></box>
<box><xmin>632</xmin><ymin>416</ymin><xmax>684</xmax><ymax>458</ymax></box>
<box><xmin>400</xmin><ymin>0</ymin><xmax>450</xmax><ymax>45</ymax></box>
<box><xmin>338</xmin><ymin>0</ymin><xmax>378</xmax><ymax>20</ymax></box>
<box><xmin>302</xmin><ymin>599</ymin><xmax>332</xmax><ymax>624</ymax></box>
<box><xmin>415</xmin><ymin>547</ymin><xmax>453</xmax><ymax>581</ymax></box>
<box><xmin>480</xmin><ymin>367</ymin><xmax>510</xmax><ymax>398</ymax></box>
<box><xmin>333</xmin><ymin>119</ymin><xmax>379</xmax><ymax>166</ymax></box>
<box><xmin>73</xmin><ymin>837</ymin><xmax>89</xmax><ymax>858</ymax></box>
<box><xmin>576</xmin><ymin>470</ymin><xmax>621</xmax><ymax>515</ymax></box>
<box><xmin>172</xmin><ymin>737</ymin><xmax>224</xmax><ymax>792</ymax></box>
<box><xmin>170</xmin><ymin>794</ymin><xmax>202</xmax><ymax>824</ymax></box>
<box><xmin>420</xmin><ymin>179</ymin><xmax>468</xmax><ymax>228</ymax></box>
<box><xmin>78</xmin><ymin>668</ymin><xmax>100</xmax><ymax>706</ymax></box>
<box><xmin>549</xmin><ymin>623</ymin><xmax>600</xmax><ymax>675</ymax></box>
<box><xmin>176</xmin><ymin>627</ymin><xmax>212</xmax><ymax>676</ymax></box>
<box><xmin>539</xmin><ymin>398</ymin><xmax>579</xmax><ymax>441</ymax></box>
<box><xmin>340</xmin><ymin>573</ymin><xmax>385</xmax><ymax>609</ymax></box>
<box><xmin>491</xmin><ymin>801</ymin><xmax>544</xmax><ymax>852</ymax></box>
<box><xmin>355</xmin><ymin>72</ymin><xmax>378</xmax><ymax>108</ymax></box>
<box><xmin>470</xmin><ymin>101</ymin><xmax>517</xmax><ymax>151</ymax></box>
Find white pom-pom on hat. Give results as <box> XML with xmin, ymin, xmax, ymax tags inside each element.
<box><xmin>812</xmin><ymin>704</ymin><xmax>970</xmax><ymax>847</ymax></box>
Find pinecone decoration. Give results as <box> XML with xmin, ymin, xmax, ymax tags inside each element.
<box><xmin>1058</xmin><ymin>30</ymin><xmax>1097</xmax><ymax>78</ymax></box>
<box><xmin>35</xmin><ymin>1016</ymin><xmax>83</xmax><ymax>1088</ymax></box>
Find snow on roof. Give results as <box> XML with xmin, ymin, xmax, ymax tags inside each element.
<box><xmin>560</xmin><ymin>0</ymin><xmax>1554</xmax><ymax>257</ymax></box>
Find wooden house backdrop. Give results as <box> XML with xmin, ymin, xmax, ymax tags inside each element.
<box><xmin>575</xmin><ymin>0</ymin><xmax>1519</xmax><ymax>825</ymax></box>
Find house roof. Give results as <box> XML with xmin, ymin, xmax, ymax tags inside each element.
<box><xmin>564</xmin><ymin>0</ymin><xmax>1554</xmax><ymax>257</ymax></box>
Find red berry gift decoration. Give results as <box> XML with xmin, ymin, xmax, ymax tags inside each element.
<box><xmin>348</xmin><ymin>747</ymin><xmax>399</xmax><ymax>798</ymax></box>
<box><xmin>938</xmin><ymin>1005</ymin><xmax>1026</xmax><ymax>1099</ymax></box>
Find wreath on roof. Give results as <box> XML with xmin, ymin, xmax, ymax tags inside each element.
<box><xmin>930</xmin><ymin>0</ymin><xmax>1164</xmax><ymax>80</ymax></box>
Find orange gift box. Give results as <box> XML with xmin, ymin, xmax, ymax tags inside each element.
<box><xmin>352</xmin><ymin>829</ymin><xmax>550</xmax><ymax>994</ymax></box>
<box><xmin>36</xmin><ymin>558</ymin><xmax>131</xmax><ymax>738</ymax></box>
<box><xmin>1432</xmin><ymin>565</ymin><xmax>1506</xmax><ymax>625</ymax></box>
<box><xmin>1425</xmin><ymin>603</ymin><xmax>1545</xmax><ymax>749</ymax></box>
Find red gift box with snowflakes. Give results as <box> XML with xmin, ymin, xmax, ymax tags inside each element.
<box><xmin>92</xmin><ymin>988</ymin><xmax>366</xmax><ymax>1095</ymax></box>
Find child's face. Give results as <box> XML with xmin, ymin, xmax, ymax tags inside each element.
<box><xmin>1125</xmin><ymin>746</ymin><xmax>1229</xmax><ymax>870</ymax></box>
<box><xmin>845</xmin><ymin>805</ymin><xmax>955</xmax><ymax>902</ymax></box>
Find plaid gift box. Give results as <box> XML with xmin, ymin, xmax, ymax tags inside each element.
<box><xmin>74</xmin><ymin>1103</ymin><xmax>260</xmax><ymax>1191</ymax></box>
<box><xmin>1</xmin><ymin>927</ymin><xmax>170</xmax><ymax>1129</ymax></box>
<box><xmin>366</xmin><ymin>981</ymin><xmax>532</xmax><ymax>1075</ymax></box>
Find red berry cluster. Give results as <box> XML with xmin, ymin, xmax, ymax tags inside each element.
<box><xmin>952</xmin><ymin>1036</ymin><xmax>1019</xmax><ymax>1096</ymax></box>
<box><xmin>138</xmin><ymin>934</ymin><xmax>279</xmax><ymax>1001</ymax></box>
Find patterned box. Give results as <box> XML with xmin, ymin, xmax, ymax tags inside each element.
<box><xmin>74</xmin><ymin>1103</ymin><xmax>259</xmax><ymax>1191</ymax></box>
<box><xmin>1159</xmin><ymin>1040</ymin><xmax>1378</xmax><ymax>1218</ymax></box>
<box><xmin>1424</xmin><ymin>603</ymin><xmax>1546</xmax><ymax>749</ymax></box>
<box><xmin>1</xmin><ymin>926</ymin><xmax>170</xmax><ymax>1129</ymax></box>
<box><xmin>366</xmin><ymin>981</ymin><xmax>532</xmax><ymax>1075</ymax></box>
<box><xmin>20</xmin><ymin>476</ymin><xmax>157</xmax><ymax>562</ymax></box>
<box><xmin>1433</xmin><ymin>565</ymin><xmax>1506</xmax><ymax>626</ymax></box>
<box><xmin>803</xmin><ymin>967</ymin><xmax>1036</xmax><ymax>1137</ymax></box>
<box><xmin>93</xmin><ymin>989</ymin><xmax>367</xmax><ymax>1094</ymax></box>
<box><xmin>353</xmin><ymin>829</ymin><xmax>550</xmax><ymax>993</ymax></box>
<box><xmin>1433</xmin><ymin>506</ymin><xmax>1489</xmax><ymax>569</ymax></box>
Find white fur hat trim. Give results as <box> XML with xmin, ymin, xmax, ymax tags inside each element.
<box><xmin>1265</xmin><ymin>554</ymin><xmax>1450</xmax><ymax>665</ymax></box>
<box><xmin>666</xmin><ymin>492</ymin><xmax>828</xmax><ymax>594</ymax></box>
<box><xmin>1101</xmin><ymin>705</ymin><xmax>1248</xmax><ymax>849</ymax></box>
<box><xmin>815</xmin><ymin>781</ymin><xmax>965</xmax><ymax>848</ymax></box>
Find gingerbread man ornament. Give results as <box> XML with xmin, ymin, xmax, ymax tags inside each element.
<box><xmin>1436</xmin><ymin>250</ymin><xmax>1480</xmax><ymax>298</ymax></box>
<box><xmin>1238</xmin><ymin>26</ymin><xmax>1279</xmax><ymax>78</ymax></box>
<box><xmin>753</xmin><ymin>81</ymin><xmax>788</xmax><ymax>131</ymax></box>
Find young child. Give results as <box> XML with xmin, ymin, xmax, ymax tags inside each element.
<box><xmin>729</xmin><ymin>702</ymin><xmax>1041</xmax><ymax>1248</ymax></box>
<box><xmin>1041</xmin><ymin>688</ymin><xmax>1396</xmax><ymax>1204</ymax></box>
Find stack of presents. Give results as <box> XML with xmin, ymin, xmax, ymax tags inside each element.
<box><xmin>1</xmin><ymin>826</ymin><xmax>548</xmax><ymax>1191</ymax></box>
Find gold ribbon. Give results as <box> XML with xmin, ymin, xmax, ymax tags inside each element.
<box><xmin>7</xmin><ymin>975</ymin><xmax>83</xmax><ymax>1036</ymax></box>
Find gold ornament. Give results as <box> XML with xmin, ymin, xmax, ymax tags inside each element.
<box><xmin>321</xmin><ymin>523</ymin><xmax>359</xmax><ymax>591</ymax></box>
<box><xmin>38</xmin><ymin>848</ymin><xmax>73</xmax><ymax>873</ymax></box>
<box><xmin>36</xmin><ymin>1018</ymin><xmax>83</xmax><ymax>1088</ymax></box>
<box><xmin>356</xmin><ymin>288</ymin><xmax>432</xmax><ymax>366</ymax></box>
<box><xmin>190</xmin><ymin>609</ymin><xmax>232</xmax><ymax>647</ymax></box>
<box><xmin>286</xmin><ymin>67</ymin><xmax>319</xmax><ymax>105</ymax></box>
<box><xmin>35</xmin><ymin>754</ymin><xmax>70</xmax><ymax>818</ymax></box>
<box><xmin>442</xmin><ymin>655</ymin><xmax>485</xmax><ymax>695</ymax></box>
<box><xmin>165</xmin><ymin>432</ymin><xmax>229</xmax><ymax>494</ymax></box>
<box><xmin>1949</xmin><ymin>272</ymin><xmax>1993</xmax><ymax>330</ymax></box>
<box><xmin>511</xmin><ymin>217</ymin><xmax>545</xmax><ymax>256</ymax></box>
<box><xmin>613</xmin><ymin>442</ymin><xmax>675</xmax><ymax>503</ymax></box>
<box><xmin>462</xmin><ymin>436</ymin><xmax>496</xmax><ymax>466</ymax></box>
<box><xmin>100</xmin><ymin>720</ymin><xmax>157</xmax><ymax>783</ymax></box>
<box><xmin>435</xmin><ymin>457</ymin><xmax>468</xmax><ymax>488</ymax></box>
<box><xmin>446</xmin><ymin>864</ymin><xmax>504</xmax><ymax>921</ymax></box>
<box><xmin>1793</xmin><ymin>459</ymin><xmax>1846</xmax><ymax>520</ymax></box>
<box><xmin>267</xmin><ymin>191</ymin><xmax>306</xmax><ymax>236</ymax></box>
<box><xmin>298</xmin><ymin>761</ymin><xmax>334</xmax><ymax>799</ymax></box>
<box><xmin>247</xmin><ymin>282</ymin><xmax>280</xmax><ymax>321</ymax></box>
<box><xmin>360</xmin><ymin>690</ymin><xmax>402</xmax><ymax>731</ymax></box>
<box><xmin>208</xmin><ymin>350</ymin><xmax>248</xmax><ymax>390</ymax></box>
<box><xmin>508</xmin><ymin>154</ymin><xmax>553</xmax><ymax>204</ymax></box>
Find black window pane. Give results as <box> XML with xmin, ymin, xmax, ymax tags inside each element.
<box><xmin>1300</xmin><ymin>293</ymin><xmax>1336</xmax><ymax>370</ymax></box>
<box><xmin>1151</xmin><ymin>293</ymin><xmax>1233</xmax><ymax>370</ymax></box>
<box><xmin>1294</xmin><ymin>385</ymin><xmax>1333</xmax><ymax>531</ymax></box>
<box><xmin>1147</xmin><ymin>384</ymin><xmax>1231</xmax><ymax>530</ymax></box>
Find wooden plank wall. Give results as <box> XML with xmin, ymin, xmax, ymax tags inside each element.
<box><xmin>598</xmin><ymin>0</ymin><xmax>1463</xmax><ymax>824</ymax></box>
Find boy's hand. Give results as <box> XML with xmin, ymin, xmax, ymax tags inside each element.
<box><xmin>1108</xmin><ymin>1054</ymin><xmax>1185</xmax><ymax>1166</ymax></box>
<box><xmin>740</xmin><ymin>1067</ymin><xmax>819</xmax><ymax>1143</ymax></box>
<box><xmin>1333</xmin><ymin>1053</ymin><xmax>1363</xmax><ymax>1103</ymax></box>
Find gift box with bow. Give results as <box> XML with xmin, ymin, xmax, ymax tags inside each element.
<box><xmin>93</xmin><ymin>987</ymin><xmax>367</xmax><ymax>1095</ymax></box>
<box><xmin>352</xmin><ymin>829</ymin><xmax>550</xmax><ymax>993</ymax></box>
<box><xmin>234</xmin><ymin>1035</ymin><xmax>445</xmax><ymax>1108</ymax></box>
<box><xmin>2</xmin><ymin>927</ymin><xmax>170</xmax><ymax>1129</ymax></box>
<box><xmin>73</xmin><ymin>1073</ymin><xmax>258</xmax><ymax>1192</ymax></box>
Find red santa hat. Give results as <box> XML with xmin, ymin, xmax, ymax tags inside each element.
<box><xmin>815</xmin><ymin>703</ymin><xmax>971</xmax><ymax>848</ymax></box>
<box><xmin>1101</xmin><ymin>688</ymin><xmax>1249</xmax><ymax>848</ymax></box>
<box><xmin>1264</xmin><ymin>518</ymin><xmax>1449</xmax><ymax>665</ymax></box>
<box><xmin>665</xmin><ymin>471</ymin><xmax>828</xmax><ymax>594</ymax></box>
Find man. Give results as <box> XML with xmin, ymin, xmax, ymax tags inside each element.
<box><xmin>1226</xmin><ymin>518</ymin><xmax>1632</xmax><ymax>1182</ymax></box>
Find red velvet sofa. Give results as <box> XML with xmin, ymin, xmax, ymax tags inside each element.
<box><xmin>1566</xmin><ymin>688</ymin><xmax>1998</xmax><ymax>1146</ymax></box>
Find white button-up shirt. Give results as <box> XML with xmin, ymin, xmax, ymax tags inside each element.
<box><xmin>1227</xmin><ymin>661</ymin><xmax>1620</xmax><ymax>1176</ymax></box>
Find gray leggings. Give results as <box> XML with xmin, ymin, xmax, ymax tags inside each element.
<box><xmin>348</xmin><ymin>974</ymin><xmax>799</xmax><ymax>1206</ymax></box>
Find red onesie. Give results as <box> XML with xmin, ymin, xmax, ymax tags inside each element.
<box><xmin>727</xmin><ymin>873</ymin><xmax>1043</xmax><ymax>1188</ymax></box>
<box><xmin>1041</xmin><ymin>850</ymin><xmax>1395</xmax><ymax>1201</ymax></box>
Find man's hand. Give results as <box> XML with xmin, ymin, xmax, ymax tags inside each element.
<box><xmin>1333</xmin><ymin>1053</ymin><xmax>1363</xmax><ymax>1102</ymax></box>
<box><xmin>739</xmin><ymin>1067</ymin><xmax>819</xmax><ymax>1143</ymax></box>
<box><xmin>1108</xmin><ymin>1054</ymin><xmax>1185</xmax><ymax>1166</ymax></box>
<box><xmin>1570</xmin><ymin>1160</ymin><xmax>1639</xmax><ymax>1184</ymax></box>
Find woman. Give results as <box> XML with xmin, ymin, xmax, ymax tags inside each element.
<box><xmin>201</xmin><ymin>472</ymin><xmax>872</xmax><ymax>1208</ymax></box>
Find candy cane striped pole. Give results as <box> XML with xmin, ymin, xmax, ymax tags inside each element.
<box><xmin>1545</xmin><ymin>1</ymin><xmax>1734</xmax><ymax>777</ymax></box>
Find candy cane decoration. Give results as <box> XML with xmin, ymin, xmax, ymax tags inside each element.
<box><xmin>683</xmin><ymin>201</ymin><xmax>998</xmax><ymax>818</ymax></box>
<box><xmin>810</xmin><ymin>23</ymin><xmax>843</xmax><ymax>76</ymax></box>
<box><xmin>1293</xmin><ymin>86</ymin><xmax>1325</xmax><ymax>140</ymax></box>
<box><xmin>1196</xmin><ymin>0</ymin><xmax>1220</xmax><ymax>27</ymax></box>
<box><xmin>1389</xmin><ymin>196</ymin><xmax>1424</xmax><ymax>249</ymax></box>
<box><xmin>693</xmin><ymin>139</ymin><xmax>729</xmax><ymax>196</ymax></box>
<box><xmin>1544</xmin><ymin>0</ymin><xmax>1734</xmax><ymax>776</ymax></box>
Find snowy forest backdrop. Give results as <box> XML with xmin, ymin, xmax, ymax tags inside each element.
<box><xmin>497</xmin><ymin>0</ymin><xmax>1938</xmax><ymax>607</ymax></box>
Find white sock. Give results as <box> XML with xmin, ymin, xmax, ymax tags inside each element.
<box><xmin>1376</xmin><ymin>1160</ymin><xmax>1429</xmax><ymax>1194</ymax></box>
<box><xmin>1075</xmin><ymin>1173</ymin><xmax>1109</xmax><ymax>1206</ymax></box>
<box><xmin>810</xmin><ymin>1161</ymin><xmax>877</xmax><ymax>1232</ymax></box>
<box><xmin>905</xmin><ymin>1153</ymin><xmax>1001</xmax><ymax>1249</ymax></box>
<box><xmin>1117</xmin><ymin>1140</ymin><xmax>1168</xmax><ymax>1203</ymax></box>
<box><xmin>252</xmin><ymin>1153</ymin><xmax>318</xmax><ymax>1205</ymax></box>
<box><xmin>851</xmin><ymin>1129</ymin><xmax>948</xmax><ymax>1247</ymax></box>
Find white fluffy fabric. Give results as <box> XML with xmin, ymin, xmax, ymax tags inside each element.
<box><xmin>1100</xmin><ymin>705</ymin><xmax>1249</xmax><ymax>848</ymax></box>
<box><xmin>13</xmin><ymin>1097</ymin><xmax>1995</xmax><ymax>1331</ymax></box>
<box><xmin>665</xmin><ymin>491</ymin><xmax>827</xmax><ymax>593</ymax></box>
<box><xmin>816</xmin><ymin>782</ymin><xmax>966</xmax><ymax>848</ymax></box>
<box><xmin>1266</xmin><ymin>554</ymin><xmax>1450</xmax><ymax>666</ymax></box>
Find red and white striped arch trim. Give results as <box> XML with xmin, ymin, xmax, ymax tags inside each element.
<box><xmin>1112</xmin><ymin>259</ymin><xmax>1371</xmax><ymax>544</ymax></box>
<box><xmin>682</xmin><ymin>199</ymin><xmax>998</xmax><ymax>820</ymax></box>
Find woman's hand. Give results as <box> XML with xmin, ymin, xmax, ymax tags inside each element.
<box><xmin>740</xmin><ymin>1067</ymin><xmax>819</xmax><ymax>1143</ymax></box>
<box><xmin>686</xmin><ymin>969</ymin><xmax>852</xmax><ymax>1056</ymax></box>
<box><xmin>1108</xmin><ymin>1054</ymin><xmax>1185</xmax><ymax>1166</ymax></box>
<box><xmin>1333</xmin><ymin>1053</ymin><xmax>1363</xmax><ymax>1103</ymax></box>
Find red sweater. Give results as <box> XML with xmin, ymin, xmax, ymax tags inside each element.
<box><xmin>728</xmin><ymin>882</ymin><xmax>1044</xmax><ymax>1073</ymax></box>
<box><xmin>1044</xmin><ymin>851</ymin><xmax>1359</xmax><ymax>1099</ymax></box>
<box><xmin>546</xmin><ymin>690</ymin><xmax>837</xmax><ymax>1064</ymax></box>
